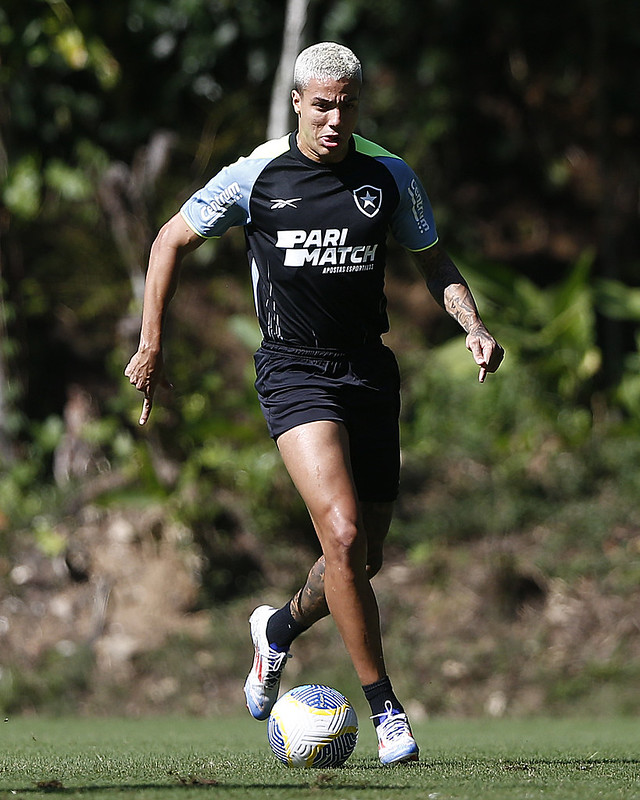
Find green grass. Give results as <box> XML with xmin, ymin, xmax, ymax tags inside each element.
<box><xmin>1</xmin><ymin>715</ymin><xmax>639</xmax><ymax>799</ymax></box>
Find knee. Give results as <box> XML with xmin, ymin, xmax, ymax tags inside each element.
<box><xmin>322</xmin><ymin>519</ymin><xmax>364</xmax><ymax>571</ymax></box>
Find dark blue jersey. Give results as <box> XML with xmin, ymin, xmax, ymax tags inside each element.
<box><xmin>181</xmin><ymin>132</ymin><xmax>438</xmax><ymax>349</ymax></box>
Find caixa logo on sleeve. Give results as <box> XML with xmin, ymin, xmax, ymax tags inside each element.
<box><xmin>353</xmin><ymin>185</ymin><xmax>382</xmax><ymax>218</ymax></box>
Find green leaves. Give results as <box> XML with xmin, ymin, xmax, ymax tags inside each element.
<box><xmin>456</xmin><ymin>250</ymin><xmax>600</xmax><ymax>402</ymax></box>
<box><xmin>2</xmin><ymin>155</ymin><xmax>42</xmax><ymax>219</ymax></box>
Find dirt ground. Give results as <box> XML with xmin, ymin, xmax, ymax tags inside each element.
<box><xmin>2</xmin><ymin>502</ymin><xmax>640</xmax><ymax>718</ymax></box>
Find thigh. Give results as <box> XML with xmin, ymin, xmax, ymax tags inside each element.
<box><xmin>276</xmin><ymin>420</ymin><xmax>360</xmax><ymax>531</ymax></box>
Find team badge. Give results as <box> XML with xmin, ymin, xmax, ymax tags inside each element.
<box><xmin>353</xmin><ymin>185</ymin><xmax>382</xmax><ymax>218</ymax></box>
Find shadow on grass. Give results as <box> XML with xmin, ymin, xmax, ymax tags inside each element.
<box><xmin>8</xmin><ymin>781</ymin><xmax>402</xmax><ymax>794</ymax></box>
<box><xmin>492</xmin><ymin>758</ymin><xmax>640</xmax><ymax>768</ymax></box>
<box><xmin>7</xmin><ymin>765</ymin><xmax>409</xmax><ymax>795</ymax></box>
<box><xmin>10</xmin><ymin>758</ymin><xmax>640</xmax><ymax>794</ymax></box>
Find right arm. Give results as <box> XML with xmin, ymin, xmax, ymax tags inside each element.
<box><xmin>124</xmin><ymin>213</ymin><xmax>204</xmax><ymax>425</ymax></box>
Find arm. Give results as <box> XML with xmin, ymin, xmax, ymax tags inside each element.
<box><xmin>410</xmin><ymin>242</ymin><xmax>504</xmax><ymax>382</ymax></box>
<box><xmin>124</xmin><ymin>213</ymin><xmax>204</xmax><ymax>424</ymax></box>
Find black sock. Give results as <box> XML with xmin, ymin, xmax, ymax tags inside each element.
<box><xmin>265</xmin><ymin>603</ymin><xmax>307</xmax><ymax>651</ymax></box>
<box><xmin>363</xmin><ymin>676</ymin><xmax>404</xmax><ymax>724</ymax></box>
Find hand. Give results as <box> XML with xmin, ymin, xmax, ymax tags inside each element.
<box><xmin>124</xmin><ymin>347</ymin><xmax>171</xmax><ymax>425</ymax></box>
<box><xmin>465</xmin><ymin>329</ymin><xmax>504</xmax><ymax>383</ymax></box>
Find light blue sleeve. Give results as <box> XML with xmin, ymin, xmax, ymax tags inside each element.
<box><xmin>179</xmin><ymin>163</ymin><xmax>248</xmax><ymax>238</ymax></box>
<box><xmin>179</xmin><ymin>158</ymin><xmax>255</xmax><ymax>238</ymax></box>
<box><xmin>381</xmin><ymin>157</ymin><xmax>439</xmax><ymax>252</ymax></box>
<box><xmin>180</xmin><ymin>135</ymin><xmax>290</xmax><ymax>239</ymax></box>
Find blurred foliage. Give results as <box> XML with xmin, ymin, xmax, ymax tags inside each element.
<box><xmin>1</xmin><ymin>0</ymin><xmax>640</xmax><ymax>603</ymax></box>
<box><xmin>0</xmin><ymin>642</ymin><xmax>94</xmax><ymax>715</ymax></box>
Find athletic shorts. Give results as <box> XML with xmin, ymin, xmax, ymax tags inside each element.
<box><xmin>254</xmin><ymin>340</ymin><xmax>401</xmax><ymax>502</ymax></box>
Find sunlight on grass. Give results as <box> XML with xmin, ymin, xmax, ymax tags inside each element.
<box><xmin>1</xmin><ymin>716</ymin><xmax>639</xmax><ymax>799</ymax></box>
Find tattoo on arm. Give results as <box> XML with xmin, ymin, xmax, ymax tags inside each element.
<box><xmin>412</xmin><ymin>245</ymin><xmax>483</xmax><ymax>335</ymax></box>
<box><xmin>444</xmin><ymin>283</ymin><xmax>482</xmax><ymax>334</ymax></box>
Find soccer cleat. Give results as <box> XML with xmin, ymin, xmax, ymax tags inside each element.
<box><xmin>372</xmin><ymin>701</ymin><xmax>419</xmax><ymax>765</ymax></box>
<box><xmin>243</xmin><ymin>605</ymin><xmax>291</xmax><ymax>720</ymax></box>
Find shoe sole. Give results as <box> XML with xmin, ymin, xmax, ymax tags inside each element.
<box><xmin>380</xmin><ymin>746</ymin><xmax>419</xmax><ymax>765</ymax></box>
<box><xmin>381</xmin><ymin>755</ymin><xmax>419</xmax><ymax>765</ymax></box>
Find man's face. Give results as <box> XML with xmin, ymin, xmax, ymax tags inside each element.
<box><xmin>292</xmin><ymin>76</ymin><xmax>360</xmax><ymax>164</ymax></box>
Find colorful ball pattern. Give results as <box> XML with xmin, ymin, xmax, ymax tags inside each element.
<box><xmin>267</xmin><ymin>684</ymin><xmax>358</xmax><ymax>768</ymax></box>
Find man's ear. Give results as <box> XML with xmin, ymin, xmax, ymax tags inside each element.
<box><xmin>291</xmin><ymin>89</ymin><xmax>301</xmax><ymax>115</ymax></box>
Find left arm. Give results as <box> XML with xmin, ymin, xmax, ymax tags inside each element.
<box><xmin>411</xmin><ymin>242</ymin><xmax>504</xmax><ymax>382</ymax></box>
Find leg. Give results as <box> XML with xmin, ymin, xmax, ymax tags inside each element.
<box><xmin>245</xmin><ymin>421</ymin><xmax>418</xmax><ymax>763</ymax></box>
<box><xmin>289</xmin><ymin>500</ymin><xmax>394</xmax><ymax>626</ymax></box>
<box><xmin>277</xmin><ymin>444</ymin><xmax>418</xmax><ymax>763</ymax></box>
<box><xmin>276</xmin><ymin>420</ymin><xmax>385</xmax><ymax>686</ymax></box>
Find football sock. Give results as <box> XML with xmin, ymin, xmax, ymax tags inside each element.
<box><xmin>266</xmin><ymin>603</ymin><xmax>307</xmax><ymax>651</ymax></box>
<box><xmin>363</xmin><ymin>676</ymin><xmax>405</xmax><ymax>725</ymax></box>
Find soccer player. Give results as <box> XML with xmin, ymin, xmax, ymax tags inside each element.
<box><xmin>125</xmin><ymin>42</ymin><xmax>504</xmax><ymax>765</ymax></box>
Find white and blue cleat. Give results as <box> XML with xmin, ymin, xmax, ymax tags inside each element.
<box><xmin>373</xmin><ymin>701</ymin><xmax>419</xmax><ymax>765</ymax></box>
<box><xmin>243</xmin><ymin>605</ymin><xmax>291</xmax><ymax>721</ymax></box>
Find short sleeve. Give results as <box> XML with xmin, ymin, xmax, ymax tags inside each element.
<box><xmin>383</xmin><ymin>158</ymin><xmax>438</xmax><ymax>252</ymax></box>
<box><xmin>180</xmin><ymin>162</ymin><xmax>250</xmax><ymax>239</ymax></box>
<box><xmin>180</xmin><ymin>135</ymin><xmax>290</xmax><ymax>239</ymax></box>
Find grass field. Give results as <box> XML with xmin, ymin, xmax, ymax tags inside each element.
<box><xmin>1</xmin><ymin>715</ymin><xmax>639</xmax><ymax>799</ymax></box>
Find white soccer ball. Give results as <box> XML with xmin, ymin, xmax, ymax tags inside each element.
<box><xmin>267</xmin><ymin>684</ymin><xmax>358</xmax><ymax>768</ymax></box>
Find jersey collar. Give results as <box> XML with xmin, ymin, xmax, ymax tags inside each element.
<box><xmin>289</xmin><ymin>132</ymin><xmax>356</xmax><ymax>169</ymax></box>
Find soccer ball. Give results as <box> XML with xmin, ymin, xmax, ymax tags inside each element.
<box><xmin>267</xmin><ymin>684</ymin><xmax>358</xmax><ymax>768</ymax></box>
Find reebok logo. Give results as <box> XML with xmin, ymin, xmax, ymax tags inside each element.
<box><xmin>270</xmin><ymin>197</ymin><xmax>302</xmax><ymax>209</ymax></box>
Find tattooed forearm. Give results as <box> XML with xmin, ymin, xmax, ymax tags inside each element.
<box><xmin>411</xmin><ymin>242</ymin><xmax>504</xmax><ymax>380</ymax></box>
<box><xmin>290</xmin><ymin>556</ymin><xmax>330</xmax><ymax>626</ymax></box>
<box><xmin>411</xmin><ymin>244</ymin><xmax>485</xmax><ymax>334</ymax></box>
<box><xmin>443</xmin><ymin>283</ymin><xmax>483</xmax><ymax>334</ymax></box>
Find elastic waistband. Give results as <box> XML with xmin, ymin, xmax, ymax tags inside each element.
<box><xmin>259</xmin><ymin>338</ymin><xmax>383</xmax><ymax>360</ymax></box>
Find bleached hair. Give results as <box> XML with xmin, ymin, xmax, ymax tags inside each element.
<box><xmin>293</xmin><ymin>42</ymin><xmax>362</xmax><ymax>92</ymax></box>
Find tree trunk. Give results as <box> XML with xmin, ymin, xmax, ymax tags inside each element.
<box><xmin>589</xmin><ymin>0</ymin><xmax>623</xmax><ymax>384</ymax></box>
<box><xmin>98</xmin><ymin>130</ymin><xmax>177</xmax><ymax>345</ymax></box>
<box><xmin>267</xmin><ymin>0</ymin><xmax>309</xmax><ymax>140</ymax></box>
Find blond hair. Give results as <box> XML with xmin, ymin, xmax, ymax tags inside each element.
<box><xmin>293</xmin><ymin>42</ymin><xmax>362</xmax><ymax>91</ymax></box>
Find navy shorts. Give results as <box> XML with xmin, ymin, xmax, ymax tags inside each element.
<box><xmin>254</xmin><ymin>340</ymin><xmax>401</xmax><ymax>502</ymax></box>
